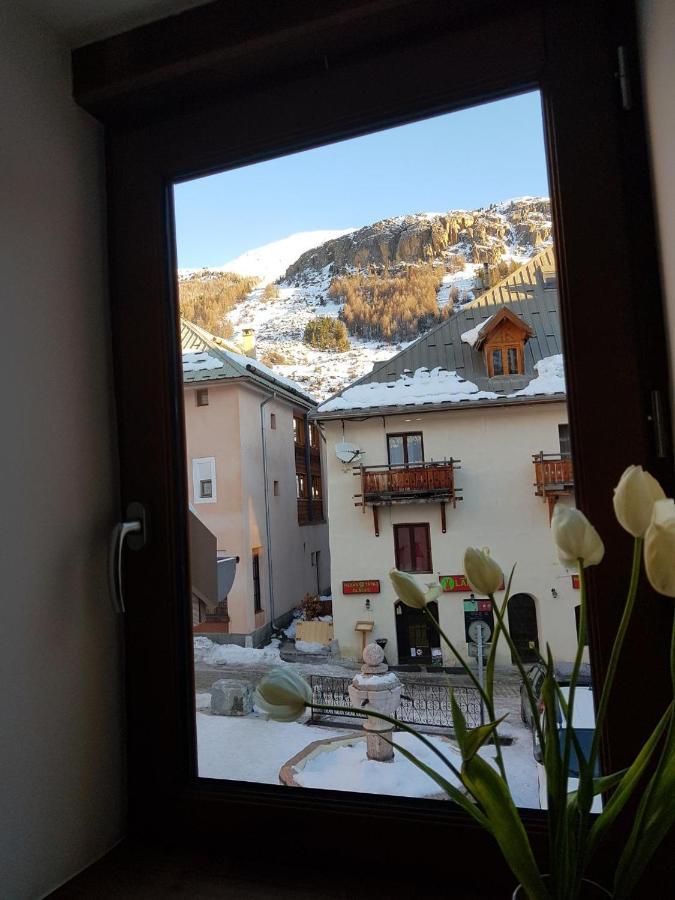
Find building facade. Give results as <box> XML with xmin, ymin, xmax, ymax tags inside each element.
<box><xmin>182</xmin><ymin>320</ymin><xmax>330</xmax><ymax>642</ymax></box>
<box><xmin>314</xmin><ymin>251</ymin><xmax>583</xmax><ymax>667</ymax></box>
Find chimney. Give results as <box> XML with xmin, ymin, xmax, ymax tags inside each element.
<box><xmin>241</xmin><ymin>328</ymin><xmax>256</xmax><ymax>359</ymax></box>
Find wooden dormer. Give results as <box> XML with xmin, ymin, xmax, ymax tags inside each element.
<box><xmin>473</xmin><ymin>307</ymin><xmax>534</xmax><ymax>377</ymax></box>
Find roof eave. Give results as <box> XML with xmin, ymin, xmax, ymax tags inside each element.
<box><xmin>312</xmin><ymin>392</ymin><xmax>566</xmax><ymax>421</ymax></box>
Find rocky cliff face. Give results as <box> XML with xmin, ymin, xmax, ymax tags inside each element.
<box><xmin>284</xmin><ymin>197</ymin><xmax>552</xmax><ymax>279</ymax></box>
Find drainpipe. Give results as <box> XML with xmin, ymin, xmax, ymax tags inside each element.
<box><xmin>260</xmin><ymin>392</ymin><xmax>277</xmax><ymax>628</ymax></box>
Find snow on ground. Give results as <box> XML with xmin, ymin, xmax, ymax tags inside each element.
<box><xmin>509</xmin><ymin>354</ymin><xmax>566</xmax><ymax>397</ymax></box>
<box><xmin>318</xmin><ymin>366</ymin><xmax>499</xmax><ymax>412</ymax></box>
<box><xmin>196</xmin><ymin>711</ymin><xmax>539</xmax><ymax>807</ymax></box>
<box><xmin>193</xmin><ymin>636</ymin><xmax>285</xmax><ymax>666</ymax></box>
<box><xmin>295</xmin><ymin>640</ymin><xmax>329</xmax><ymax>654</ymax></box>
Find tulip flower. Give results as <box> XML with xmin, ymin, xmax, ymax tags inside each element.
<box><xmin>644</xmin><ymin>498</ymin><xmax>675</xmax><ymax>598</ymax></box>
<box><xmin>425</xmin><ymin>582</ymin><xmax>442</xmax><ymax>603</ymax></box>
<box><xmin>613</xmin><ymin>465</ymin><xmax>665</xmax><ymax>538</ymax></box>
<box><xmin>464</xmin><ymin>547</ymin><xmax>504</xmax><ymax>595</ymax></box>
<box><xmin>255</xmin><ymin>667</ymin><xmax>313</xmax><ymax>722</ymax></box>
<box><xmin>551</xmin><ymin>505</ymin><xmax>604</xmax><ymax>568</ymax></box>
<box><xmin>390</xmin><ymin>568</ymin><xmax>428</xmax><ymax>609</ymax></box>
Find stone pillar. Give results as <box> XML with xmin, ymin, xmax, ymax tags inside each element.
<box><xmin>348</xmin><ymin>643</ymin><xmax>402</xmax><ymax>762</ymax></box>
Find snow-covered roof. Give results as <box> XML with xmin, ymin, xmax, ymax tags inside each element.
<box><xmin>318</xmin><ymin>367</ymin><xmax>499</xmax><ymax>412</ymax></box>
<box><xmin>315</xmin><ymin>250</ymin><xmax>565</xmax><ymax>418</ymax></box>
<box><xmin>180</xmin><ymin>319</ymin><xmax>316</xmax><ymax>406</ymax></box>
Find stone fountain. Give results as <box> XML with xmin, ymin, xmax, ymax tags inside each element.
<box><xmin>348</xmin><ymin>642</ymin><xmax>401</xmax><ymax>762</ymax></box>
<box><xmin>277</xmin><ymin>642</ymin><xmax>460</xmax><ymax>795</ymax></box>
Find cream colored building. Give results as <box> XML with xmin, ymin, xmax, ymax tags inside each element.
<box><xmin>314</xmin><ymin>253</ymin><xmax>584</xmax><ymax>668</ymax></box>
<box><xmin>182</xmin><ymin>321</ymin><xmax>329</xmax><ymax>642</ymax></box>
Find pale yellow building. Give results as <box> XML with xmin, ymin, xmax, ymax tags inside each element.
<box><xmin>314</xmin><ymin>253</ymin><xmax>583</xmax><ymax>668</ymax></box>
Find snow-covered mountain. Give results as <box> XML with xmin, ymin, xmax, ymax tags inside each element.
<box><xmin>208</xmin><ymin>229</ymin><xmax>355</xmax><ymax>285</ymax></box>
<box><xmin>184</xmin><ymin>198</ymin><xmax>553</xmax><ymax>400</ymax></box>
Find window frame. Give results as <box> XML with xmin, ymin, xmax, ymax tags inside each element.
<box><xmin>393</xmin><ymin>523</ymin><xmax>433</xmax><ymax>574</ymax></box>
<box><xmin>80</xmin><ymin>0</ymin><xmax>674</xmax><ymax>887</ymax></box>
<box><xmin>191</xmin><ymin>456</ymin><xmax>217</xmax><ymax>505</ymax></box>
<box><xmin>387</xmin><ymin>431</ymin><xmax>425</xmax><ymax>466</ymax></box>
<box><xmin>252</xmin><ymin>548</ymin><xmax>262</xmax><ymax>614</ymax></box>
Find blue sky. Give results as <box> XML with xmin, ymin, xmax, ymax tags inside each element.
<box><xmin>174</xmin><ymin>90</ymin><xmax>549</xmax><ymax>269</ymax></box>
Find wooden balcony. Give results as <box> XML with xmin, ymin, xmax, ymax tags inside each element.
<box><xmin>356</xmin><ymin>460</ymin><xmax>461</xmax><ymax>506</ymax></box>
<box><xmin>533</xmin><ymin>452</ymin><xmax>574</xmax><ymax>517</ymax></box>
<box><xmin>297</xmin><ymin>497</ymin><xmax>324</xmax><ymax>525</ymax></box>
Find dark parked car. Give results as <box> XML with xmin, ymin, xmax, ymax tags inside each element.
<box><xmin>520</xmin><ymin>661</ymin><xmax>592</xmax><ymax>728</ymax></box>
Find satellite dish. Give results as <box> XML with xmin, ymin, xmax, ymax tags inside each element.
<box><xmin>335</xmin><ymin>441</ymin><xmax>364</xmax><ymax>464</ymax></box>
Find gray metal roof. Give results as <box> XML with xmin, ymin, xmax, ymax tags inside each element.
<box><xmin>180</xmin><ymin>319</ymin><xmax>316</xmax><ymax>409</ymax></box>
<box><xmin>314</xmin><ymin>248</ymin><xmax>564</xmax><ymax>419</ymax></box>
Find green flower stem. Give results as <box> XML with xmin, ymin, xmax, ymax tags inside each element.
<box><xmin>422</xmin><ymin>605</ymin><xmax>508</xmax><ymax>782</ymax></box>
<box><xmin>309</xmin><ymin>701</ymin><xmax>471</xmax><ymax>794</ymax></box>
<box><xmin>588</xmin><ymin>537</ymin><xmax>643</xmax><ymax>774</ymax></box>
<box><xmin>422</xmin><ymin>606</ymin><xmax>489</xmax><ymax>704</ymax></box>
<box><xmin>489</xmin><ymin>595</ymin><xmax>545</xmax><ymax>753</ymax></box>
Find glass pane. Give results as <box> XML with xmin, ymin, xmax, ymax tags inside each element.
<box><xmin>394</xmin><ymin>525</ymin><xmax>412</xmax><ymax>571</ymax></box>
<box><xmin>174</xmin><ymin>89</ymin><xmax>579</xmax><ymax>812</ymax></box>
<box><xmin>387</xmin><ymin>435</ymin><xmax>404</xmax><ymax>465</ymax></box>
<box><xmin>406</xmin><ymin>433</ymin><xmax>424</xmax><ymax>464</ymax></box>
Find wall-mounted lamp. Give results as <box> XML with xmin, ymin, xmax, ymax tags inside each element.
<box><xmin>551</xmin><ymin>588</ymin><xmax>558</xmax><ymax>599</ymax></box>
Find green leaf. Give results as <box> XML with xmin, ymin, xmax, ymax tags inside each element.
<box><xmin>613</xmin><ymin>706</ymin><xmax>675</xmax><ymax>899</ymax></box>
<box><xmin>462</xmin><ymin>753</ymin><xmax>547</xmax><ymax>900</ymax></box>
<box><xmin>451</xmin><ymin>692</ymin><xmax>469</xmax><ymax>752</ymax></box>
<box><xmin>587</xmin><ymin>702</ymin><xmax>671</xmax><ymax>862</ymax></box>
<box><xmin>385</xmin><ymin>738</ymin><xmax>490</xmax><ymax>829</ymax></box>
<box><xmin>463</xmin><ymin>715</ymin><xmax>508</xmax><ymax>762</ymax></box>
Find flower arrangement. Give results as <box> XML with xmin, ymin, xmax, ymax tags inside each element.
<box><xmin>256</xmin><ymin>465</ymin><xmax>675</xmax><ymax>898</ymax></box>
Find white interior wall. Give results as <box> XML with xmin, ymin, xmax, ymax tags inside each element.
<box><xmin>0</xmin><ymin>3</ymin><xmax>123</xmax><ymax>898</ymax></box>
<box><xmin>638</xmin><ymin>0</ymin><xmax>675</xmax><ymax>444</ymax></box>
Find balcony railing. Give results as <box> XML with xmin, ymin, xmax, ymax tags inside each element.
<box><xmin>533</xmin><ymin>452</ymin><xmax>574</xmax><ymax>499</ymax></box>
<box><xmin>297</xmin><ymin>497</ymin><xmax>324</xmax><ymax>524</ymax></box>
<box><xmin>356</xmin><ymin>460</ymin><xmax>461</xmax><ymax>507</ymax></box>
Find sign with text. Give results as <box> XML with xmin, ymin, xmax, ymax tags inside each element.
<box><xmin>439</xmin><ymin>574</ymin><xmax>470</xmax><ymax>592</ymax></box>
<box><xmin>342</xmin><ymin>580</ymin><xmax>381</xmax><ymax>595</ymax></box>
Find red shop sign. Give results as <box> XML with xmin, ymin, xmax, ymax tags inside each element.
<box><xmin>440</xmin><ymin>574</ymin><xmax>470</xmax><ymax>593</ymax></box>
<box><xmin>571</xmin><ymin>574</ymin><xmax>580</xmax><ymax>590</ymax></box>
<box><xmin>343</xmin><ymin>580</ymin><xmax>381</xmax><ymax>595</ymax></box>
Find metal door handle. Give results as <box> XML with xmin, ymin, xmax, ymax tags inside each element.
<box><xmin>109</xmin><ymin>502</ymin><xmax>147</xmax><ymax>613</ymax></box>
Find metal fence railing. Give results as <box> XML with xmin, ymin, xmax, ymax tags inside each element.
<box><xmin>307</xmin><ymin>674</ymin><xmax>481</xmax><ymax>730</ymax></box>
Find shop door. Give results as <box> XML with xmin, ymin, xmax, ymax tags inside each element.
<box><xmin>507</xmin><ymin>594</ymin><xmax>539</xmax><ymax>663</ymax></box>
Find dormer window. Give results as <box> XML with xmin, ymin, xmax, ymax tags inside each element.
<box><xmin>471</xmin><ymin>306</ymin><xmax>533</xmax><ymax>378</ymax></box>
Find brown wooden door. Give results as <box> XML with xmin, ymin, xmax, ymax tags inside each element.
<box><xmin>74</xmin><ymin>0</ymin><xmax>674</xmax><ymax>889</ymax></box>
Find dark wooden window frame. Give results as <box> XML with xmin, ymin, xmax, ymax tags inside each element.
<box><xmin>394</xmin><ymin>522</ymin><xmax>433</xmax><ymax>574</ymax></box>
<box><xmin>387</xmin><ymin>431</ymin><xmax>425</xmax><ymax>466</ymax></box>
<box><xmin>75</xmin><ymin>0</ymin><xmax>674</xmax><ymax>890</ymax></box>
<box><xmin>252</xmin><ymin>548</ymin><xmax>262</xmax><ymax>614</ymax></box>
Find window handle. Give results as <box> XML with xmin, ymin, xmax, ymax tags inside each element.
<box><xmin>108</xmin><ymin>502</ymin><xmax>147</xmax><ymax>613</ymax></box>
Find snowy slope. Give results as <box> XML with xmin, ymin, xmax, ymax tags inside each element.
<box><xmin>220</xmin><ymin>229</ymin><xmax>355</xmax><ymax>284</ymax></box>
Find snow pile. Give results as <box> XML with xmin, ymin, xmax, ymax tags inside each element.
<box><xmin>182</xmin><ymin>351</ymin><xmax>224</xmax><ymax>372</ymax></box>
<box><xmin>318</xmin><ymin>366</ymin><xmax>499</xmax><ymax>412</ymax></box>
<box><xmin>193</xmin><ymin>636</ymin><xmax>284</xmax><ymax>666</ymax></box>
<box><xmin>509</xmin><ymin>354</ymin><xmax>566</xmax><ymax>397</ymax></box>
<box><xmin>295</xmin><ymin>640</ymin><xmax>329</xmax><ymax>654</ymax></box>
<box><xmin>460</xmin><ymin>314</ymin><xmax>495</xmax><ymax>348</ymax></box>
<box><xmin>352</xmin><ymin>672</ymin><xmax>400</xmax><ymax>688</ymax></box>
<box><xmin>196</xmin><ymin>710</ymin><xmax>539</xmax><ymax>807</ymax></box>
<box><xmin>195</xmin><ymin>692</ymin><xmax>212</xmax><ymax>710</ymax></box>
<box><xmin>221</xmin><ymin>229</ymin><xmax>355</xmax><ymax>285</ymax></box>
<box><xmin>295</xmin><ymin>733</ymin><xmax>461</xmax><ymax>797</ymax></box>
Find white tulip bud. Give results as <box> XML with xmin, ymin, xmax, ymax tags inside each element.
<box><xmin>613</xmin><ymin>465</ymin><xmax>665</xmax><ymax>538</ymax></box>
<box><xmin>390</xmin><ymin>569</ymin><xmax>427</xmax><ymax>609</ymax></box>
<box><xmin>255</xmin><ymin>668</ymin><xmax>313</xmax><ymax>722</ymax></box>
<box><xmin>464</xmin><ymin>547</ymin><xmax>504</xmax><ymax>595</ymax></box>
<box><xmin>644</xmin><ymin>498</ymin><xmax>675</xmax><ymax>598</ymax></box>
<box><xmin>551</xmin><ymin>506</ymin><xmax>605</xmax><ymax>568</ymax></box>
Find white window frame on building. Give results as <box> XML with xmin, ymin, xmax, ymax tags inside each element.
<box><xmin>192</xmin><ymin>456</ymin><xmax>217</xmax><ymax>504</ymax></box>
